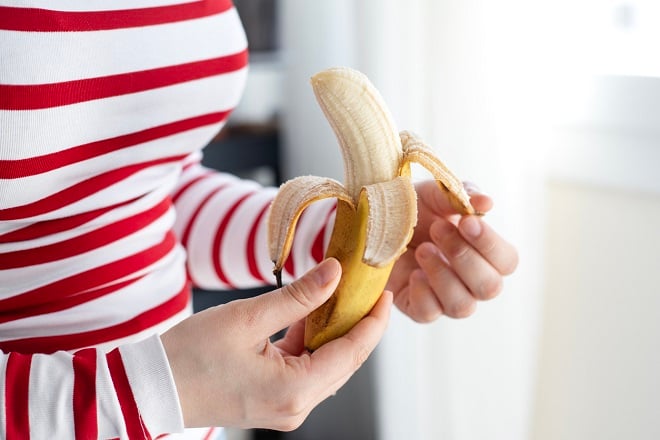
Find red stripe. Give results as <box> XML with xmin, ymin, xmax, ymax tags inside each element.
<box><xmin>0</xmin><ymin>155</ymin><xmax>185</xmax><ymax>221</ymax></box>
<box><xmin>178</xmin><ymin>182</ymin><xmax>228</xmax><ymax>287</ymax></box>
<box><xmin>0</xmin><ymin>197</ymin><xmax>140</xmax><ymax>243</ymax></box>
<box><xmin>311</xmin><ymin>207</ymin><xmax>336</xmax><ymax>264</ymax></box>
<box><xmin>0</xmin><ymin>0</ymin><xmax>233</xmax><ymax>32</ymax></box>
<box><xmin>212</xmin><ymin>192</ymin><xmax>255</xmax><ymax>287</ymax></box>
<box><xmin>106</xmin><ymin>349</ymin><xmax>151</xmax><ymax>440</ymax></box>
<box><xmin>73</xmin><ymin>348</ymin><xmax>98</xmax><ymax>440</ymax></box>
<box><xmin>0</xmin><ymin>231</ymin><xmax>176</xmax><ymax>321</ymax></box>
<box><xmin>5</xmin><ymin>353</ymin><xmax>32</xmax><ymax>439</ymax></box>
<box><xmin>280</xmin><ymin>200</ymin><xmax>324</xmax><ymax>278</ymax></box>
<box><xmin>0</xmin><ymin>282</ymin><xmax>190</xmax><ymax>354</ymax></box>
<box><xmin>246</xmin><ymin>202</ymin><xmax>270</xmax><ymax>283</ymax></box>
<box><xmin>283</xmin><ymin>249</ymin><xmax>295</xmax><ymax>277</ymax></box>
<box><xmin>0</xmin><ymin>278</ymin><xmax>142</xmax><ymax>326</ymax></box>
<box><xmin>311</xmin><ymin>224</ymin><xmax>328</xmax><ymax>264</ymax></box>
<box><xmin>0</xmin><ymin>51</ymin><xmax>248</xmax><ymax>110</ymax></box>
<box><xmin>0</xmin><ymin>112</ymin><xmax>230</xmax><ymax>179</ymax></box>
<box><xmin>282</xmin><ymin>206</ymin><xmax>301</xmax><ymax>277</ymax></box>
<box><xmin>0</xmin><ymin>197</ymin><xmax>170</xmax><ymax>269</ymax></box>
<box><xmin>181</xmin><ymin>159</ymin><xmax>201</xmax><ymax>173</ymax></box>
<box><xmin>171</xmin><ymin>171</ymin><xmax>214</xmax><ymax>204</ymax></box>
<box><xmin>202</xmin><ymin>428</ymin><xmax>217</xmax><ymax>440</ymax></box>
<box><xmin>179</xmin><ymin>184</ymin><xmax>229</xmax><ymax>249</ymax></box>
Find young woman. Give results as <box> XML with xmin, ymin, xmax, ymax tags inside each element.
<box><xmin>0</xmin><ymin>1</ymin><xmax>517</xmax><ymax>438</ymax></box>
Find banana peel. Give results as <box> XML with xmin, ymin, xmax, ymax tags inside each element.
<box><xmin>267</xmin><ymin>67</ymin><xmax>474</xmax><ymax>351</ymax></box>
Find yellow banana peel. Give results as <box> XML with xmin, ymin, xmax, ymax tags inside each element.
<box><xmin>267</xmin><ymin>67</ymin><xmax>474</xmax><ymax>351</ymax></box>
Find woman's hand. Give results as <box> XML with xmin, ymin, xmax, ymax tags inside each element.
<box><xmin>161</xmin><ymin>258</ymin><xmax>392</xmax><ymax>431</ymax></box>
<box><xmin>386</xmin><ymin>180</ymin><xmax>518</xmax><ymax>322</ymax></box>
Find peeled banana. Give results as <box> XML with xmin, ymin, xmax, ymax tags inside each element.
<box><xmin>267</xmin><ymin>67</ymin><xmax>474</xmax><ymax>351</ymax></box>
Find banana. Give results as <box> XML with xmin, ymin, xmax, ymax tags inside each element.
<box><xmin>267</xmin><ymin>67</ymin><xmax>474</xmax><ymax>351</ymax></box>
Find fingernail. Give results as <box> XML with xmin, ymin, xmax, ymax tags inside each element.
<box><xmin>416</xmin><ymin>244</ymin><xmax>435</xmax><ymax>261</ymax></box>
<box><xmin>463</xmin><ymin>181</ymin><xmax>481</xmax><ymax>195</ymax></box>
<box><xmin>463</xmin><ymin>181</ymin><xmax>490</xmax><ymax>199</ymax></box>
<box><xmin>313</xmin><ymin>258</ymin><xmax>340</xmax><ymax>286</ymax></box>
<box><xmin>460</xmin><ymin>216</ymin><xmax>482</xmax><ymax>238</ymax></box>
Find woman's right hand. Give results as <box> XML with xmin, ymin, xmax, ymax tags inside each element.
<box><xmin>160</xmin><ymin>258</ymin><xmax>392</xmax><ymax>431</ymax></box>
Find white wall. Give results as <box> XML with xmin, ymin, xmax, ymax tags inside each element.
<box><xmin>533</xmin><ymin>181</ymin><xmax>660</xmax><ymax>440</ymax></box>
<box><xmin>532</xmin><ymin>73</ymin><xmax>660</xmax><ymax>439</ymax></box>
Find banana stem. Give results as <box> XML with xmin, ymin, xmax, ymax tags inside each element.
<box><xmin>274</xmin><ymin>268</ymin><xmax>283</xmax><ymax>289</ymax></box>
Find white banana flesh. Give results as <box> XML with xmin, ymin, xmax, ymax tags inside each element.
<box><xmin>267</xmin><ymin>67</ymin><xmax>474</xmax><ymax>350</ymax></box>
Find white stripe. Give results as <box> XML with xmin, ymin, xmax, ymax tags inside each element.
<box><xmin>0</xmin><ymin>0</ymin><xmax>194</xmax><ymax>11</ymax></box>
<box><xmin>0</xmin><ymin>124</ymin><xmax>221</xmax><ymax>211</ymax></box>
<box><xmin>172</xmin><ymin>169</ymin><xmax>239</xmax><ymax>240</ymax></box>
<box><xmin>0</xmin><ymin>205</ymin><xmax>175</xmax><ymax>297</ymax></box>
<box><xmin>221</xmin><ymin>189</ymin><xmax>275</xmax><ymax>287</ymax></box>
<box><xmin>120</xmin><ymin>335</ymin><xmax>184</xmax><ymax>436</ymax></box>
<box><xmin>93</xmin><ymin>304</ymin><xmax>191</xmax><ymax>353</ymax></box>
<box><xmin>324</xmin><ymin>209</ymin><xmax>337</xmax><ymax>253</ymax></box>
<box><xmin>0</xmin><ymin>354</ymin><xmax>6</xmax><ymax>440</ymax></box>
<box><xmin>0</xmin><ymin>249</ymin><xmax>186</xmax><ymax>340</ymax></box>
<box><xmin>0</xmin><ymin>8</ymin><xmax>246</xmax><ymax>84</ymax></box>
<box><xmin>96</xmin><ymin>350</ymin><xmax>129</xmax><ymax>440</ymax></box>
<box><xmin>0</xmin><ymin>178</ymin><xmax>172</xmax><ymax>253</ymax></box>
<box><xmin>254</xmin><ymin>187</ymin><xmax>279</xmax><ymax>284</ymax></box>
<box><xmin>167</xmin><ymin>427</ymin><xmax>225</xmax><ymax>439</ymax></box>
<box><xmin>28</xmin><ymin>352</ymin><xmax>76</xmax><ymax>439</ymax></box>
<box><xmin>37</xmin><ymin>163</ymin><xmax>179</xmax><ymax>223</ymax></box>
<box><xmin>288</xmin><ymin>198</ymin><xmax>336</xmax><ymax>280</ymax></box>
<box><xmin>187</xmin><ymin>181</ymin><xmax>259</xmax><ymax>289</ymax></box>
<box><xmin>0</xmin><ymin>160</ymin><xmax>180</xmax><ymax>227</ymax></box>
<box><xmin>180</xmin><ymin>151</ymin><xmax>203</xmax><ymax>168</ymax></box>
<box><xmin>172</xmin><ymin>162</ymin><xmax>210</xmax><ymax>193</ymax></box>
<box><xmin>0</xmin><ymin>69</ymin><xmax>247</xmax><ymax>160</ymax></box>
<box><xmin>52</xmin><ymin>163</ymin><xmax>181</xmax><ymax>222</ymax></box>
<box><xmin>0</xmin><ymin>221</ymin><xmax>25</xmax><ymax>237</ymax></box>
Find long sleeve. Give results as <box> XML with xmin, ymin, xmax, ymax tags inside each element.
<box><xmin>0</xmin><ymin>335</ymin><xmax>183</xmax><ymax>439</ymax></box>
<box><xmin>171</xmin><ymin>155</ymin><xmax>337</xmax><ymax>290</ymax></box>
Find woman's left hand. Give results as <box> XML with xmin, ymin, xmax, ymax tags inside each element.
<box><xmin>386</xmin><ymin>180</ymin><xmax>518</xmax><ymax>322</ymax></box>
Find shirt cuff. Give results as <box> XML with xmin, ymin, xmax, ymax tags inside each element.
<box><xmin>120</xmin><ymin>334</ymin><xmax>185</xmax><ymax>436</ymax></box>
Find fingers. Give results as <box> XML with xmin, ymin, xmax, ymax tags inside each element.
<box><xmin>409</xmin><ymin>215</ymin><xmax>518</xmax><ymax>319</ymax></box>
<box><xmin>273</xmin><ymin>320</ymin><xmax>306</xmax><ymax>356</ymax></box>
<box><xmin>244</xmin><ymin>258</ymin><xmax>342</xmax><ymax>340</ymax></box>
<box><xmin>406</xmin><ymin>270</ymin><xmax>445</xmax><ymax>322</ymax></box>
<box><xmin>413</xmin><ymin>246</ymin><xmax>477</xmax><ymax>319</ymax></box>
<box><xmin>417</xmin><ymin>180</ymin><xmax>493</xmax><ymax>218</ymax></box>
<box><xmin>463</xmin><ymin>181</ymin><xmax>493</xmax><ymax>215</ymax></box>
<box><xmin>269</xmin><ymin>290</ymin><xmax>393</xmax><ymax>431</ymax></box>
<box><xmin>427</xmin><ymin>219</ymin><xmax>504</xmax><ymax>301</ymax></box>
<box><xmin>385</xmin><ymin>249</ymin><xmax>417</xmax><ymax>294</ymax></box>
<box><xmin>457</xmin><ymin>216</ymin><xmax>519</xmax><ymax>275</ymax></box>
<box><xmin>268</xmin><ymin>368</ymin><xmax>356</xmax><ymax>432</ymax></box>
<box><xmin>308</xmin><ymin>290</ymin><xmax>392</xmax><ymax>389</ymax></box>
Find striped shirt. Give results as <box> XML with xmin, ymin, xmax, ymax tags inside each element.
<box><xmin>0</xmin><ymin>1</ymin><xmax>334</xmax><ymax>438</ymax></box>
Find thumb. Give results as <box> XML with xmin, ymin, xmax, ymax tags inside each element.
<box><xmin>247</xmin><ymin>258</ymin><xmax>341</xmax><ymax>339</ymax></box>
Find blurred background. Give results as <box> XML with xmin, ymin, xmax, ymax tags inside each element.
<box><xmin>210</xmin><ymin>0</ymin><xmax>660</xmax><ymax>439</ymax></box>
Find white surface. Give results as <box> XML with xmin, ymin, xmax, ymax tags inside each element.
<box><xmin>533</xmin><ymin>182</ymin><xmax>660</xmax><ymax>440</ymax></box>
